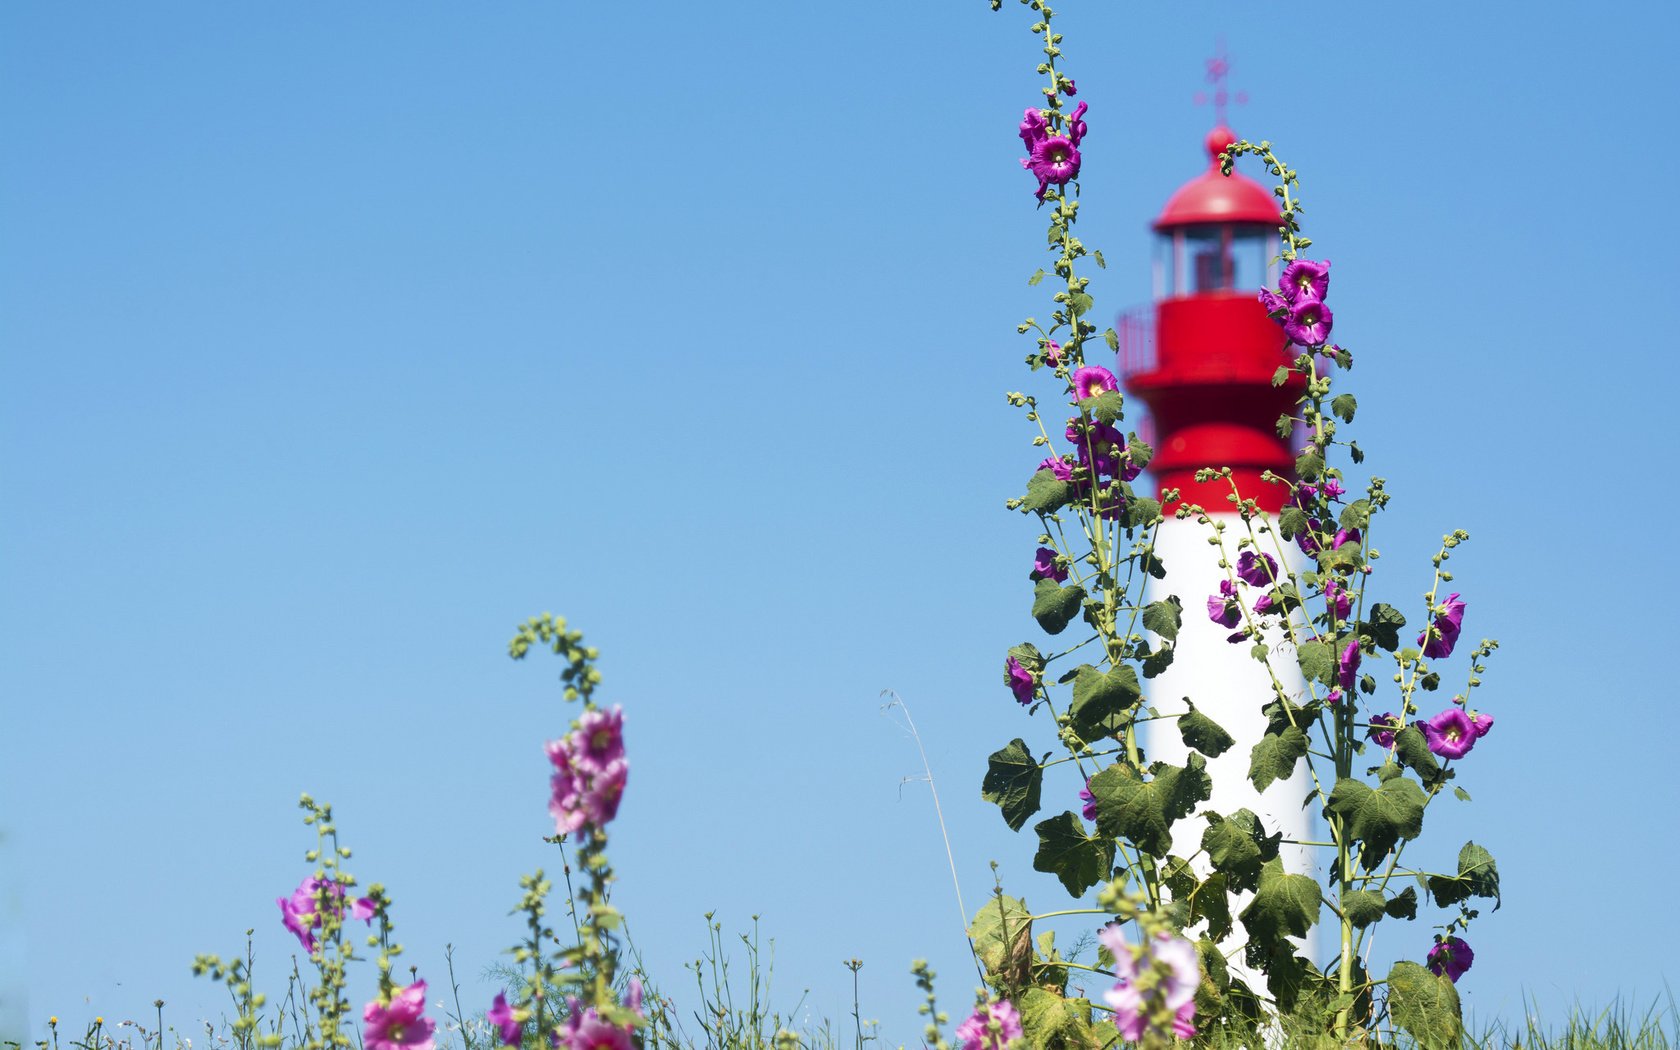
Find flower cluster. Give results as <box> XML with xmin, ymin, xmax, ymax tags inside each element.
<box><xmin>552</xmin><ymin>980</ymin><xmax>644</xmax><ymax>1050</ymax></box>
<box><xmin>1018</xmin><ymin>100</ymin><xmax>1088</xmax><ymax>202</ymax></box>
<box><xmin>1420</xmin><ymin>707</ymin><xmax>1494</xmax><ymax>759</ymax></box>
<box><xmin>546</xmin><ymin>706</ymin><xmax>629</xmax><ymax>835</ymax></box>
<box><xmin>955</xmin><ymin>998</ymin><xmax>1023</xmax><ymax>1050</ymax></box>
<box><xmin>276</xmin><ymin>875</ymin><xmax>375</xmax><ymax>954</ymax></box>
<box><xmin>1096</xmin><ymin>926</ymin><xmax>1199</xmax><ymax>1042</ymax></box>
<box><xmin>363</xmin><ymin>980</ymin><xmax>436</xmax><ymax>1050</ymax></box>
<box><xmin>1260</xmin><ymin>258</ymin><xmax>1334</xmax><ymax>348</ymax></box>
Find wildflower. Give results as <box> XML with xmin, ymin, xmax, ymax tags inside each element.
<box><xmin>1043</xmin><ymin>340</ymin><xmax>1063</xmax><ymax>366</ymax></box>
<box><xmin>552</xmin><ymin>1008</ymin><xmax>632</xmax><ymax>1050</ymax></box>
<box><xmin>1320</xmin><ymin>478</ymin><xmax>1346</xmax><ymax>500</ymax></box>
<box><xmin>1338</xmin><ymin>640</ymin><xmax>1361</xmax><ymax>690</ymax></box>
<box><xmin>1368</xmin><ymin>712</ymin><xmax>1399</xmax><ymax>749</ymax></box>
<box><xmin>1258</xmin><ymin>288</ymin><xmax>1288</xmax><ymax>316</ymax></box>
<box><xmin>1235</xmin><ymin>550</ymin><xmax>1277</xmax><ymax>587</ymax></box>
<box><xmin>1066</xmin><ymin>419</ymin><xmax>1126</xmax><ymax>477</ymax></box>
<box><xmin>1064</xmin><ymin>79</ymin><xmax>1078</xmax><ymax>96</ymax></box>
<box><xmin>1280</xmin><ymin>259</ymin><xmax>1331</xmax><ymax>303</ymax></box>
<box><xmin>1080</xmin><ymin>780</ymin><xmax>1097</xmax><ymax>823</ymax></box>
<box><xmin>1073</xmin><ymin>365</ymin><xmax>1118</xmax><ymax>401</ymax></box>
<box><xmin>1325</xmin><ymin>579</ymin><xmax>1352</xmax><ymax>622</ymax></box>
<box><xmin>363</xmin><ymin>981</ymin><xmax>437</xmax><ymax>1050</ymax></box>
<box><xmin>1026</xmin><ymin>135</ymin><xmax>1081</xmax><ymax>202</ymax></box>
<box><xmin>1067</xmin><ymin>100</ymin><xmax>1089</xmax><ymax>147</ymax></box>
<box><xmin>1017</xmin><ymin>108</ymin><xmax>1048</xmax><ymax>152</ymax></box>
<box><xmin>1031</xmin><ymin>546</ymin><xmax>1068</xmax><ymax>582</ymax></box>
<box><xmin>1097</xmin><ymin>927</ymin><xmax>1199</xmax><ymax>1042</ymax></box>
<box><xmin>1333</xmin><ymin>526</ymin><xmax>1361</xmax><ymax>551</ymax></box>
<box><xmin>1253</xmin><ymin>593</ymin><xmax>1277</xmax><ymax>615</ymax></box>
<box><xmin>1470</xmin><ymin>711</ymin><xmax>1494</xmax><ymax>738</ymax></box>
<box><xmin>1005</xmin><ymin>656</ymin><xmax>1037</xmax><ymax>706</ymax></box>
<box><xmin>955</xmin><ymin>999</ymin><xmax>1023</xmax><ymax>1050</ymax></box>
<box><xmin>1418</xmin><ymin>593</ymin><xmax>1467</xmax><ymax>659</ymax></box>
<box><xmin>1206</xmin><ymin>579</ymin><xmax>1241</xmax><ymax>629</ymax></box>
<box><xmin>486</xmin><ymin>995</ymin><xmax>522</xmax><ymax>1047</ymax></box>
<box><xmin>1037</xmin><ymin>455</ymin><xmax>1074</xmax><ymax>482</ymax></box>
<box><xmin>1427</xmin><ymin>937</ymin><xmax>1474</xmax><ymax>983</ymax></box>
<box><xmin>1422</xmin><ymin>708</ymin><xmax>1477</xmax><ymax>760</ymax></box>
<box><xmin>1283</xmin><ymin>299</ymin><xmax>1333</xmax><ymax>347</ymax></box>
<box><xmin>278</xmin><ymin>877</ymin><xmax>375</xmax><ymax>953</ymax></box>
<box><xmin>574</xmin><ymin>707</ymin><xmax>625</xmax><ymax>771</ymax></box>
<box><xmin>1326</xmin><ymin>688</ymin><xmax>1343</xmax><ymax>705</ymax></box>
<box><xmin>547</xmin><ymin>712</ymin><xmax>631</xmax><ymax>835</ymax></box>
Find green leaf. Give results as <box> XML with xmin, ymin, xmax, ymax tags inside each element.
<box><xmin>1428</xmin><ymin>841</ymin><xmax>1501</xmax><ymax>909</ymax></box>
<box><xmin>1068</xmin><ymin>292</ymin><xmax>1095</xmax><ymax>317</ymax></box>
<box><xmin>1093</xmin><ymin>249</ymin><xmax>1107</xmax><ymax>269</ymax></box>
<box><xmin>1278</xmin><ymin>505</ymin><xmax>1310</xmax><ymax>539</ymax></box>
<box><xmin>1394</xmin><ymin>726</ymin><xmax>1447</xmax><ymax>789</ymax></box>
<box><xmin>1125</xmin><ymin>496</ymin><xmax>1162</xmax><ymax>529</ymax></box>
<box><xmin>1341</xmin><ymin>889</ymin><xmax>1387</xmax><ymax>929</ymax></box>
<box><xmin>1103</xmin><ymin>327</ymin><xmax>1119</xmax><ymax>350</ymax></box>
<box><xmin>1141</xmin><ymin>645</ymin><xmax>1174</xmax><ymax>679</ymax></box>
<box><xmin>1384</xmin><ymin>885</ymin><xmax>1418</xmax><ymax>920</ymax></box>
<box><xmin>1089</xmin><ymin>754</ymin><xmax>1212</xmax><ymax>856</ymax></box>
<box><xmin>1068</xmin><ymin>664</ymin><xmax>1141</xmax><ymax>740</ymax></box>
<box><xmin>1032</xmin><ymin>811</ymin><xmax>1117</xmax><ymax>897</ymax></box>
<box><xmin>981</xmin><ymin>738</ymin><xmax>1043</xmax><ymax>832</ymax></box>
<box><xmin>1188</xmin><ymin>871</ymin><xmax>1233</xmax><ymax>942</ymax></box>
<box><xmin>1331</xmin><ymin>393</ymin><xmax>1357</xmax><ymax>422</ymax></box>
<box><xmin>1362</xmin><ymin>603</ymin><xmax>1407</xmax><ymax>652</ymax></box>
<box><xmin>1143</xmin><ymin>596</ymin><xmax>1184</xmax><ymax>642</ymax></box>
<box><xmin>1179</xmin><ymin>703</ymin><xmax>1235</xmax><ymax>758</ymax></box>
<box><xmin>1295</xmin><ymin>449</ymin><xmax>1324</xmax><ymax>481</ymax></box>
<box><xmin>1201</xmin><ymin>808</ymin><xmax>1280</xmax><ymax>893</ymax></box>
<box><xmin>1325</xmin><ymin>775</ymin><xmax>1427</xmax><ymax>869</ymax></box>
<box><xmin>1028</xmin><ymin>268</ymin><xmax>1045</xmax><ymax>286</ymax></box>
<box><xmin>1275</xmin><ymin>413</ymin><xmax>1295</xmax><ymax>438</ymax></box>
<box><xmin>969</xmin><ymin>895</ymin><xmax>1033</xmax><ymax>986</ymax></box>
<box><xmin>1086</xmin><ymin>388</ymin><xmax>1125</xmax><ymax>424</ymax></box>
<box><xmin>1248</xmin><ymin>726</ymin><xmax>1307</xmax><ymax>792</ymax></box>
<box><xmin>1022</xmin><ymin>469</ymin><xmax>1074</xmax><ymax>514</ymax></box>
<box><xmin>1238</xmin><ymin>858</ymin><xmax>1322</xmax><ymax>948</ymax></box>
<box><xmin>1337</xmin><ymin>498</ymin><xmax>1372</xmax><ymax>533</ymax></box>
<box><xmin>1271</xmin><ymin>366</ymin><xmax>1290</xmax><ymax>387</ymax></box>
<box><xmin>1127</xmin><ymin>437</ymin><xmax>1154</xmax><ymax>470</ymax></box>
<box><xmin>1454</xmin><ymin>786</ymin><xmax>1472</xmax><ymax>802</ymax></box>
<box><xmin>1031</xmin><ymin>578</ymin><xmax>1085</xmax><ymax>635</ymax></box>
<box><xmin>1016</xmin><ymin>988</ymin><xmax>1091</xmax><ymax>1050</ymax></box>
<box><xmin>1295</xmin><ymin>639</ymin><xmax>1336</xmax><ymax>686</ymax></box>
<box><xmin>1387</xmin><ymin>960</ymin><xmax>1462</xmax><ymax>1050</ymax></box>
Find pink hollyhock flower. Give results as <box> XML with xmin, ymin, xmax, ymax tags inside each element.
<box><xmin>1427</xmin><ymin>936</ymin><xmax>1473</xmax><ymax>983</ymax></box>
<box><xmin>1320</xmin><ymin>478</ymin><xmax>1346</xmax><ymax>500</ymax></box>
<box><xmin>1043</xmin><ymin>339</ymin><xmax>1063</xmax><ymax>366</ymax></box>
<box><xmin>1283</xmin><ymin>299</ymin><xmax>1333</xmax><ymax>347</ymax></box>
<box><xmin>547</xmin><ymin>713</ymin><xmax>631</xmax><ymax>835</ymax></box>
<box><xmin>1338</xmin><ymin>640</ymin><xmax>1361</xmax><ymax>690</ymax></box>
<box><xmin>1037</xmin><ymin>455</ymin><xmax>1074</xmax><ymax>482</ymax></box>
<box><xmin>1206</xmin><ymin>579</ymin><xmax>1241</xmax><ymax>629</ymax></box>
<box><xmin>1079</xmin><ymin>780</ymin><xmax>1097</xmax><ymax>823</ymax></box>
<box><xmin>1017</xmin><ymin>108</ymin><xmax>1048</xmax><ymax>152</ymax></box>
<box><xmin>1005</xmin><ymin>657</ymin><xmax>1036</xmax><ymax>706</ymax></box>
<box><xmin>955</xmin><ymin>999</ymin><xmax>1023</xmax><ymax>1050</ymax></box>
<box><xmin>553</xmin><ymin>1008</ymin><xmax>632</xmax><ymax>1050</ymax></box>
<box><xmin>575</xmin><ymin>707</ymin><xmax>626</xmax><ymax>772</ymax></box>
<box><xmin>1073</xmin><ymin>365</ymin><xmax>1118</xmax><ymax>401</ymax></box>
<box><xmin>1064</xmin><ymin>79</ymin><xmax>1077</xmax><ymax>96</ymax></box>
<box><xmin>1253</xmin><ymin>593</ymin><xmax>1277</xmax><ymax>615</ymax></box>
<box><xmin>1470</xmin><ymin>711</ymin><xmax>1494</xmax><ymax>738</ymax></box>
<box><xmin>1097</xmin><ymin>926</ymin><xmax>1199</xmax><ymax>1042</ymax></box>
<box><xmin>1031</xmin><ymin>546</ymin><xmax>1068</xmax><ymax>582</ymax></box>
<box><xmin>1418</xmin><ymin>593</ymin><xmax>1467</xmax><ymax>659</ymax></box>
<box><xmin>1368</xmin><ymin>712</ymin><xmax>1399</xmax><ymax>749</ymax></box>
<box><xmin>278</xmin><ymin>878</ymin><xmax>375</xmax><ymax>953</ymax></box>
<box><xmin>1027</xmin><ymin>135</ymin><xmax>1081</xmax><ymax>201</ymax></box>
<box><xmin>487</xmin><ymin>994</ymin><xmax>522</xmax><ymax>1047</ymax></box>
<box><xmin>1333</xmin><ymin>526</ymin><xmax>1361</xmax><ymax>551</ymax></box>
<box><xmin>363</xmin><ymin>981</ymin><xmax>436</xmax><ymax>1050</ymax></box>
<box><xmin>1280</xmin><ymin>259</ymin><xmax>1331</xmax><ymax>303</ymax></box>
<box><xmin>1236</xmin><ymin>550</ymin><xmax>1278</xmax><ymax>587</ymax></box>
<box><xmin>1422</xmin><ymin>708</ymin><xmax>1477</xmax><ymax>760</ymax></box>
<box><xmin>1067</xmin><ymin>100</ymin><xmax>1088</xmax><ymax>147</ymax></box>
<box><xmin>1065</xmin><ymin>419</ymin><xmax>1127</xmax><ymax>477</ymax></box>
<box><xmin>1324</xmin><ymin>579</ymin><xmax>1352</xmax><ymax>622</ymax></box>
<box><xmin>1259</xmin><ymin>288</ymin><xmax>1288</xmax><ymax>317</ymax></box>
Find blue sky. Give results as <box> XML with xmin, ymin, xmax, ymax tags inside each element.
<box><xmin>4</xmin><ymin>1</ymin><xmax>1678</xmax><ymax>1043</ymax></box>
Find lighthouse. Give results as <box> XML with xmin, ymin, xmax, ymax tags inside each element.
<box><xmin>1120</xmin><ymin>125</ymin><xmax>1322</xmax><ymax>959</ymax></box>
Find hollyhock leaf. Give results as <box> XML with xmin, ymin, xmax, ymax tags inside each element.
<box><xmin>1179</xmin><ymin>705</ymin><xmax>1235</xmax><ymax>758</ymax></box>
<box><xmin>1189</xmin><ymin>871</ymin><xmax>1234</xmax><ymax>942</ymax></box>
<box><xmin>1278</xmin><ymin>505</ymin><xmax>1310</xmax><ymax>540</ymax></box>
<box><xmin>1363</xmin><ymin>603</ymin><xmax>1408</xmax><ymax>652</ymax></box>
<box><xmin>1069</xmin><ymin>664</ymin><xmax>1141</xmax><ymax>740</ymax></box>
<box><xmin>1295</xmin><ymin>640</ymin><xmax>1336</xmax><ymax>687</ymax></box>
<box><xmin>1295</xmin><ymin>450</ymin><xmax>1325</xmax><ymax>482</ymax></box>
<box><xmin>1023</xmin><ymin>469</ymin><xmax>1075</xmax><ymax>514</ymax></box>
<box><xmin>1429</xmin><ymin>842</ymin><xmax>1501</xmax><ymax>909</ymax></box>
<box><xmin>1017</xmin><ymin>988</ymin><xmax>1087</xmax><ymax>1050</ymax></box>
<box><xmin>1127</xmin><ymin>437</ymin><xmax>1154</xmax><ymax>470</ymax></box>
<box><xmin>1089</xmin><ymin>754</ymin><xmax>1211</xmax><ymax>856</ymax></box>
<box><xmin>1031</xmin><ymin>579</ymin><xmax>1085</xmax><ymax>635</ymax></box>
<box><xmin>1276</xmin><ymin>413</ymin><xmax>1296</xmax><ymax>438</ymax></box>
<box><xmin>1239</xmin><ymin>858</ymin><xmax>1323</xmax><ymax>948</ymax></box>
<box><xmin>1031</xmin><ymin>811</ymin><xmax>1116</xmax><ymax>897</ymax></box>
<box><xmin>1384</xmin><ymin>885</ymin><xmax>1419</xmax><ymax>920</ymax></box>
<box><xmin>968</xmin><ymin>895</ymin><xmax>1033</xmax><ymax>986</ymax></box>
<box><xmin>1271</xmin><ymin>366</ymin><xmax>1290</xmax><ymax>387</ymax></box>
<box><xmin>1326</xmin><ymin>775</ymin><xmax>1427</xmax><ymax>869</ymax></box>
<box><xmin>1248</xmin><ymin>726</ymin><xmax>1308</xmax><ymax>792</ymax></box>
<box><xmin>981</xmin><ymin>738</ymin><xmax>1043</xmax><ymax>832</ymax></box>
<box><xmin>1342</xmin><ymin>890</ymin><xmax>1388</xmax><ymax>929</ymax></box>
<box><xmin>1085</xmin><ymin>388</ymin><xmax>1126</xmax><ymax>424</ymax></box>
<box><xmin>1331</xmin><ymin>394</ymin><xmax>1357</xmax><ymax>423</ymax></box>
<box><xmin>1126</xmin><ymin>496</ymin><xmax>1163</xmax><ymax>530</ymax></box>
<box><xmin>1068</xmin><ymin>292</ymin><xmax>1094</xmax><ymax>317</ymax></box>
<box><xmin>1337</xmin><ymin>499</ymin><xmax>1373</xmax><ymax>533</ymax></box>
<box><xmin>1028</xmin><ymin>268</ymin><xmax>1045</xmax><ymax>286</ymax></box>
<box><xmin>1143</xmin><ymin>596</ymin><xmax>1184</xmax><ymax>642</ymax></box>
<box><xmin>1454</xmin><ymin>786</ymin><xmax>1473</xmax><ymax>802</ymax></box>
<box><xmin>1394</xmin><ymin>726</ymin><xmax>1447</xmax><ymax>789</ymax></box>
<box><xmin>1387</xmin><ymin>961</ymin><xmax>1462</xmax><ymax>1050</ymax></box>
<box><xmin>1103</xmin><ymin>326</ymin><xmax>1119</xmax><ymax>350</ymax></box>
<box><xmin>1201</xmin><ymin>809</ymin><xmax>1278</xmax><ymax>893</ymax></box>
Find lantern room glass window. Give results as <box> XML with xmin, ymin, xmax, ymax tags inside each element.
<box><xmin>1152</xmin><ymin>223</ymin><xmax>1278</xmax><ymax>298</ymax></box>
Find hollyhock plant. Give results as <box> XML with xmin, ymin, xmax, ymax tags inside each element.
<box><xmin>1097</xmin><ymin>926</ymin><xmax>1198</xmax><ymax>1042</ymax></box>
<box><xmin>1206</xmin><ymin>579</ymin><xmax>1241</xmax><ymax>629</ymax></box>
<box><xmin>1036</xmin><ymin>454</ymin><xmax>1074</xmax><ymax>482</ymax></box>
<box><xmin>1422</xmin><ymin>708</ymin><xmax>1478</xmax><ymax>760</ymax></box>
<box><xmin>1470</xmin><ymin>710</ymin><xmax>1494</xmax><ymax>738</ymax></box>
<box><xmin>487</xmin><ymin>994</ymin><xmax>522</xmax><ymax>1047</ymax></box>
<box><xmin>1236</xmin><ymin>550</ymin><xmax>1278</xmax><ymax>587</ymax></box>
<box><xmin>1368</xmin><ymin>712</ymin><xmax>1400</xmax><ymax>749</ymax></box>
<box><xmin>1031</xmin><ymin>546</ymin><xmax>1067</xmax><ymax>582</ymax></box>
<box><xmin>547</xmin><ymin>713</ymin><xmax>631</xmax><ymax>835</ymax></box>
<box><xmin>1427</xmin><ymin>937</ymin><xmax>1474</xmax><ymax>983</ymax></box>
<box><xmin>1419</xmin><ymin>593</ymin><xmax>1467</xmax><ymax>659</ymax></box>
<box><xmin>1026</xmin><ymin>135</ymin><xmax>1081</xmax><ymax>202</ymax></box>
<box><xmin>574</xmin><ymin>707</ymin><xmax>625</xmax><ymax>771</ymax></box>
<box><xmin>1325</xmin><ymin>578</ymin><xmax>1352</xmax><ymax>621</ymax></box>
<box><xmin>1338</xmin><ymin>639</ymin><xmax>1361</xmax><ymax>690</ymax></box>
<box><xmin>1283</xmin><ymin>298</ymin><xmax>1333</xmax><ymax>347</ymax></box>
<box><xmin>1259</xmin><ymin>287</ymin><xmax>1288</xmax><ymax>317</ymax></box>
<box><xmin>1067</xmin><ymin>100</ymin><xmax>1088</xmax><ymax>146</ymax></box>
<box><xmin>363</xmin><ymin>981</ymin><xmax>436</xmax><ymax>1050</ymax></box>
<box><xmin>277</xmin><ymin>876</ymin><xmax>374</xmax><ymax>953</ymax></box>
<box><xmin>1066</xmin><ymin>419</ymin><xmax>1126</xmax><ymax>477</ymax></box>
<box><xmin>1005</xmin><ymin>656</ymin><xmax>1036</xmax><ymax>705</ymax></box>
<box><xmin>1280</xmin><ymin>259</ymin><xmax>1331</xmax><ymax>303</ymax></box>
<box><xmin>1017</xmin><ymin>107</ymin><xmax>1047</xmax><ymax>152</ymax></box>
<box><xmin>955</xmin><ymin>999</ymin><xmax>1024</xmax><ymax>1050</ymax></box>
<box><xmin>1072</xmin><ymin>364</ymin><xmax>1117</xmax><ymax>400</ymax></box>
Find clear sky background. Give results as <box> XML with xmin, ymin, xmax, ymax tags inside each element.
<box><xmin>4</xmin><ymin>1</ymin><xmax>1678</xmax><ymax>1044</ymax></box>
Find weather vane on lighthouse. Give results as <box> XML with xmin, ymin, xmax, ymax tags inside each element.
<box><xmin>1192</xmin><ymin>38</ymin><xmax>1248</xmax><ymax>129</ymax></box>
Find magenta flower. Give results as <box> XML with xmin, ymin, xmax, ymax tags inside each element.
<box><xmin>1422</xmin><ymin>708</ymin><xmax>1477</xmax><ymax>760</ymax></box>
<box><xmin>955</xmin><ymin>999</ymin><xmax>1023</xmax><ymax>1050</ymax></box>
<box><xmin>363</xmin><ymin>981</ymin><xmax>436</xmax><ymax>1050</ymax></box>
<box><xmin>1418</xmin><ymin>593</ymin><xmax>1467</xmax><ymax>659</ymax></box>
<box><xmin>278</xmin><ymin>877</ymin><xmax>375</xmax><ymax>954</ymax></box>
<box><xmin>1043</xmin><ymin>339</ymin><xmax>1063</xmax><ymax>366</ymax></box>
<box><xmin>1037</xmin><ymin>454</ymin><xmax>1074</xmax><ymax>482</ymax></box>
<box><xmin>1253</xmin><ymin>593</ymin><xmax>1277</xmax><ymax>615</ymax></box>
<box><xmin>1368</xmin><ymin>712</ymin><xmax>1399</xmax><ymax>749</ymax></box>
<box><xmin>1320</xmin><ymin>478</ymin><xmax>1346</xmax><ymax>500</ymax></box>
<box><xmin>1333</xmin><ymin>526</ymin><xmax>1361</xmax><ymax>551</ymax></box>
<box><xmin>1236</xmin><ymin>550</ymin><xmax>1278</xmax><ymax>587</ymax></box>
<box><xmin>1073</xmin><ymin>365</ymin><xmax>1118</xmax><ymax>401</ymax></box>
<box><xmin>1005</xmin><ymin>657</ymin><xmax>1036</xmax><ymax>705</ymax></box>
<box><xmin>1067</xmin><ymin>100</ymin><xmax>1089</xmax><ymax>147</ymax></box>
<box><xmin>1470</xmin><ymin>710</ymin><xmax>1494</xmax><ymax>738</ymax></box>
<box><xmin>1283</xmin><ymin>299</ymin><xmax>1333</xmax><ymax>347</ymax></box>
<box><xmin>1427</xmin><ymin>937</ymin><xmax>1474</xmax><ymax>983</ymax></box>
<box><xmin>1207</xmin><ymin>579</ymin><xmax>1241</xmax><ymax>629</ymax></box>
<box><xmin>1324</xmin><ymin>579</ymin><xmax>1352</xmax><ymax>621</ymax></box>
<box><xmin>1031</xmin><ymin>546</ymin><xmax>1068</xmax><ymax>582</ymax></box>
<box><xmin>1080</xmin><ymin>780</ymin><xmax>1097</xmax><ymax>823</ymax></box>
<box><xmin>1027</xmin><ymin>135</ymin><xmax>1081</xmax><ymax>201</ymax></box>
<box><xmin>1338</xmin><ymin>640</ymin><xmax>1361</xmax><ymax>690</ymax></box>
<box><xmin>1064</xmin><ymin>79</ymin><xmax>1077</xmax><ymax>96</ymax></box>
<box><xmin>575</xmin><ymin>707</ymin><xmax>625</xmax><ymax>771</ymax></box>
<box><xmin>1066</xmin><ymin>419</ymin><xmax>1126</xmax><ymax>477</ymax></box>
<box><xmin>1280</xmin><ymin>259</ymin><xmax>1331</xmax><ymax>303</ymax></box>
<box><xmin>1017</xmin><ymin>107</ymin><xmax>1048</xmax><ymax>152</ymax></box>
<box><xmin>547</xmin><ymin>711</ymin><xmax>631</xmax><ymax>835</ymax></box>
<box><xmin>487</xmin><ymin>994</ymin><xmax>522</xmax><ymax>1048</ymax></box>
<box><xmin>1326</xmin><ymin>688</ymin><xmax>1344</xmax><ymax>705</ymax></box>
<box><xmin>553</xmin><ymin>1007</ymin><xmax>633</xmax><ymax>1050</ymax></box>
<box><xmin>1258</xmin><ymin>288</ymin><xmax>1289</xmax><ymax>317</ymax></box>
<box><xmin>1097</xmin><ymin>927</ymin><xmax>1199</xmax><ymax>1042</ymax></box>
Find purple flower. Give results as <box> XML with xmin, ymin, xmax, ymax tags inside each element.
<box><xmin>575</xmin><ymin>707</ymin><xmax>625</xmax><ymax>772</ymax></box>
<box><xmin>1236</xmin><ymin>550</ymin><xmax>1278</xmax><ymax>587</ymax></box>
<box><xmin>1064</xmin><ymin>79</ymin><xmax>1077</xmax><ymax>96</ymax></box>
<box><xmin>553</xmin><ymin>1006</ymin><xmax>634</xmax><ymax>1050</ymax></box>
<box><xmin>1368</xmin><ymin>712</ymin><xmax>1399</xmax><ymax>749</ymax></box>
<box><xmin>955</xmin><ymin>999</ymin><xmax>1023</xmax><ymax>1050</ymax></box>
<box><xmin>1280</xmin><ymin>259</ymin><xmax>1331</xmax><ymax>303</ymax></box>
<box><xmin>1079</xmin><ymin>780</ymin><xmax>1097</xmax><ymax>823</ymax></box>
<box><xmin>1296</xmin><ymin>518</ymin><xmax>1322</xmax><ymax>556</ymax></box>
<box><xmin>1427</xmin><ymin>937</ymin><xmax>1474</xmax><ymax>983</ymax></box>
<box><xmin>1333</xmin><ymin>526</ymin><xmax>1361</xmax><ymax>551</ymax></box>
<box><xmin>1043</xmin><ymin>339</ymin><xmax>1063</xmax><ymax>366</ymax></box>
<box><xmin>1470</xmin><ymin>711</ymin><xmax>1494</xmax><ymax>738</ymax></box>
<box><xmin>1027</xmin><ymin>135</ymin><xmax>1081</xmax><ymax>201</ymax></box>
<box><xmin>1253</xmin><ymin>593</ymin><xmax>1277</xmax><ymax>615</ymax></box>
<box><xmin>487</xmin><ymin>995</ymin><xmax>522</xmax><ymax>1048</ymax></box>
<box><xmin>1005</xmin><ymin>656</ymin><xmax>1037</xmax><ymax>705</ymax></box>
<box><xmin>1326</xmin><ymin>688</ymin><xmax>1344</xmax><ymax>705</ymax></box>
<box><xmin>1258</xmin><ymin>288</ymin><xmax>1289</xmax><ymax>316</ymax></box>
<box><xmin>1067</xmin><ymin>100</ymin><xmax>1088</xmax><ymax>147</ymax></box>
<box><xmin>1017</xmin><ymin>107</ymin><xmax>1048</xmax><ymax>152</ymax></box>
<box><xmin>1418</xmin><ymin>593</ymin><xmax>1466</xmax><ymax>659</ymax></box>
<box><xmin>1031</xmin><ymin>546</ymin><xmax>1067</xmax><ymax>582</ymax></box>
<box><xmin>363</xmin><ymin>981</ymin><xmax>436</xmax><ymax>1050</ymax></box>
<box><xmin>1073</xmin><ymin>365</ymin><xmax>1118</xmax><ymax>401</ymax></box>
<box><xmin>1097</xmin><ymin>927</ymin><xmax>1199</xmax><ymax>1042</ymax></box>
<box><xmin>1325</xmin><ymin>579</ymin><xmax>1352</xmax><ymax>621</ymax></box>
<box><xmin>1283</xmin><ymin>299</ymin><xmax>1333</xmax><ymax>347</ymax></box>
<box><xmin>1066</xmin><ymin>419</ymin><xmax>1127</xmax><ymax>477</ymax></box>
<box><xmin>278</xmin><ymin>877</ymin><xmax>375</xmax><ymax>954</ymax></box>
<box><xmin>547</xmin><ymin>712</ymin><xmax>630</xmax><ymax>835</ymax></box>
<box><xmin>1207</xmin><ymin>579</ymin><xmax>1241</xmax><ymax>629</ymax></box>
<box><xmin>1338</xmin><ymin>639</ymin><xmax>1361</xmax><ymax>690</ymax></box>
<box><xmin>1320</xmin><ymin>478</ymin><xmax>1346</xmax><ymax>500</ymax></box>
<box><xmin>1421</xmin><ymin>708</ymin><xmax>1478</xmax><ymax>760</ymax></box>
<box><xmin>1037</xmin><ymin>455</ymin><xmax>1074</xmax><ymax>482</ymax></box>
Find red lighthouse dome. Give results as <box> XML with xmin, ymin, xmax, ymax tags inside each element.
<box><xmin>1118</xmin><ymin>126</ymin><xmax>1305</xmax><ymax>514</ymax></box>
